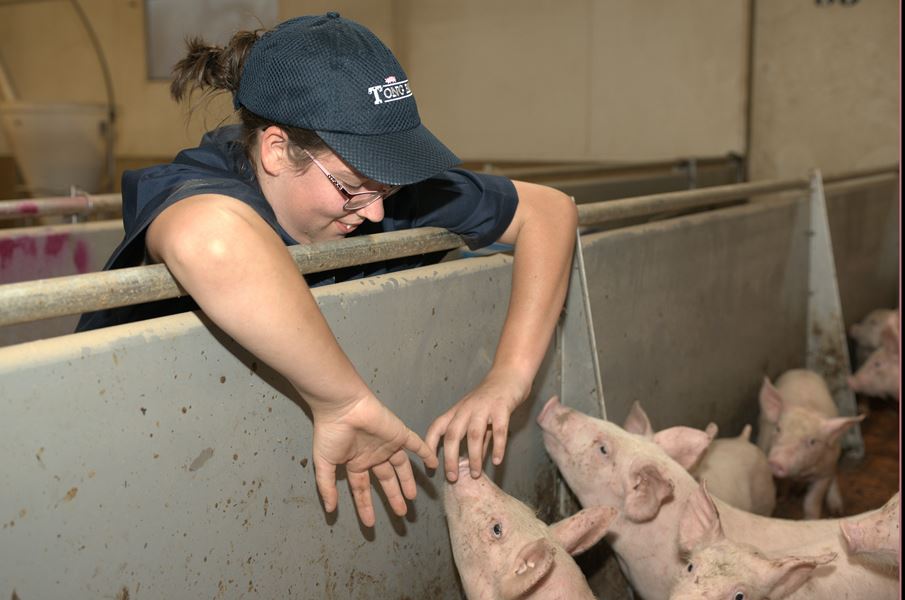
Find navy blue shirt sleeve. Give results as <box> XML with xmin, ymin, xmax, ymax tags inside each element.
<box><xmin>378</xmin><ymin>169</ymin><xmax>518</xmax><ymax>250</ymax></box>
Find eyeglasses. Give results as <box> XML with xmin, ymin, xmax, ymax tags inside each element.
<box><xmin>304</xmin><ymin>150</ymin><xmax>401</xmax><ymax>211</ymax></box>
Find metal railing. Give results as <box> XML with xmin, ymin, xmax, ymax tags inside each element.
<box><xmin>0</xmin><ymin>166</ymin><xmax>897</xmax><ymax>328</ymax></box>
<box><xmin>0</xmin><ymin>192</ymin><xmax>121</xmax><ymax>222</ymax></box>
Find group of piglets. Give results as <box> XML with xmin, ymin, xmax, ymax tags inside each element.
<box><xmin>847</xmin><ymin>307</ymin><xmax>900</xmax><ymax>400</ymax></box>
<box><xmin>443</xmin><ymin>381</ymin><xmax>897</xmax><ymax>598</ymax></box>
<box><xmin>441</xmin><ymin>310</ymin><xmax>898</xmax><ymax>598</ymax></box>
<box><xmin>535</xmin><ymin>396</ymin><xmax>899</xmax><ymax>599</ymax></box>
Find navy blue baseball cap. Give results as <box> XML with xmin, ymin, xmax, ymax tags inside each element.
<box><xmin>235</xmin><ymin>12</ymin><xmax>460</xmax><ymax>185</ymax></box>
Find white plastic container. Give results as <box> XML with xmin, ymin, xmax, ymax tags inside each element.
<box><xmin>0</xmin><ymin>102</ymin><xmax>109</xmax><ymax>196</ymax></box>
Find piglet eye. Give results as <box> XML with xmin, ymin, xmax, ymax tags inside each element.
<box><xmin>734</xmin><ymin>593</ymin><xmax>745</xmax><ymax>600</ymax></box>
<box><xmin>686</xmin><ymin>563</ymin><xmax>693</xmax><ymax>573</ymax></box>
<box><xmin>775</xmin><ymin>425</ymin><xmax>781</xmax><ymax>433</ymax></box>
<box><xmin>599</xmin><ymin>444</ymin><xmax>608</xmax><ymax>455</ymax></box>
<box><xmin>808</xmin><ymin>438</ymin><xmax>817</xmax><ymax>446</ymax></box>
<box><xmin>491</xmin><ymin>522</ymin><xmax>503</xmax><ymax>538</ymax></box>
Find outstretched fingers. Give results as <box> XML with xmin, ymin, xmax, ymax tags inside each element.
<box><xmin>314</xmin><ymin>459</ymin><xmax>339</xmax><ymax>514</ymax></box>
<box><xmin>405</xmin><ymin>427</ymin><xmax>439</xmax><ymax>471</ymax></box>
<box><xmin>348</xmin><ymin>470</ymin><xmax>377</xmax><ymax>527</ymax></box>
<box><xmin>490</xmin><ymin>412</ymin><xmax>510</xmax><ymax>466</ymax></box>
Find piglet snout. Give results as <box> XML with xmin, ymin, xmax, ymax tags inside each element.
<box><xmin>768</xmin><ymin>459</ymin><xmax>787</xmax><ymax>478</ymax></box>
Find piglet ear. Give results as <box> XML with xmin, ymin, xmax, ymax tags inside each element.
<box><xmin>880</xmin><ymin>322</ymin><xmax>900</xmax><ymax>355</ymax></box>
<box><xmin>759</xmin><ymin>377</ymin><xmax>784</xmax><ymax>423</ymax></box>
<box><xmin>623</xmin><ymin>461</ymin><xmax>674</xmax><ymax>522</ymax></box>
<box><xmin>678</xmin><ymin>481</ymin><xmax>724</xmax><ymax>554</ymax></box>
<box><xmin>653</xmin><ymin>426</ymin><xmax>712</xmax><ymax>470</ymax></box>
<box><xmin>704</xmin><ymin>422</ymin><xmax>719</xmax><ymax>440</ymax></box>
<box><xmin>623</xmin><ymin>402</ymin><xmax>654</xmax><ymax>438</ymax></box>
<box><xmin>820</xmin><ymin>414</ymin><xmax>866</xmax><ymax>445</ymax></box>
<box><xmin>737</xmin><ymin>424</ymin><xmax>752</xmax><ymax>442</ymax></box>
<box><xmin>500</xmin><ymin>538</ymin><xmax>556</xmax><ymax>600</ymax></box>
<box><xmin>549</xmin><ymin>506</ymin><xmax>619</xmax><ymax>557</ymax></box>
<box><xmin>764</xmin><ymin>552</ymin><xmax>836</xmax><ymax>598</ymax></box>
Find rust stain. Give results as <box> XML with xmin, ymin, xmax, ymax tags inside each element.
<box><xmin>115</xmin><ymin>585</ymin><xmax>129</xmax><ymax>600</ymax></box>
<box><xmin>189</xmin><ymin>448</ymin><xmax>214</xmax><ymax>472</ymax></box>
<box><xmin>220</xmin><ymin>376</ymin><xmax>226</xmax><ymax>384</ymax></box>
<box><xmin>87</xmin><ymin>469</ymin><xmax>96</xmax><ymax>479</ymax></box>
<box><xmin>63</xmin><ymin>487</ymin><xmax>78</xmax><ymax>502</ymax></box>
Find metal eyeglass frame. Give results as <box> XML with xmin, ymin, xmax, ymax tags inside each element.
<box><xmin>304</xmin><ymin>150</ymin><xmax>401</xmax><ymax>211</ymax></box>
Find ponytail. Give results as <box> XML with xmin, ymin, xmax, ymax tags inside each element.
<box><xmin>170</xmin><ymin>27</ymin><xmax>328</xmax><ymax>170</ymax></box>
<box><xmin>170</xmin><ymin>29</ymin><xmax>260</xmax><ymax>103</ymax></box>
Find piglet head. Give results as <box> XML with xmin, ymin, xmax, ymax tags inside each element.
<box><xmin>766</xmin><ymin>408</ymin><xmax>864</xmax><ymax>479</ymax></box>
<box><xmin>444</xmin><ymin>459</ymin><xmax>552</xmax><ymax>598</ymax></box>
<box><xmin>538</xmin><ymin>397</ymin><xmax>676</xmax><ymax>516</ymax></box>
<box><xmin>848</xmin><ymin>323</ymin><xmax>900</xmax><ymax>399</ymax></box>
<box><xmin>671</xmin><ymin>481</ymin><xmax>837</xmax><ymax>600</ymax></box>
<box><xmin>443</xmin><ymin>457</ymin><xmax>617</xmax><ymax>599</ymax></box>
<box><xmin>839</xmin><ymin>491</ymin><xmax>900</xmax><ymax>564</ymax></box>
<box><xmin>849</xmin><ymin>309</ymin><xmax>899</xmax><ymax>349</ymax></box>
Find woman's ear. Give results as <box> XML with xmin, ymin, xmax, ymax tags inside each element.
<box><xmin>258</xmin><ymin>125</ymin><xmax>292</xmax><ymax>176</ymax></box>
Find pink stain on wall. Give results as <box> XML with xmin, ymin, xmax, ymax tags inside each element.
<box><xmin>0</xmin><ymin>236</ymin><xmax>39</xmax><ymax>271</ymax></box>
<box><xmin>73</xmin><ymin>240</ymin><xmax>90</xmax><ymax>274</ymax></box>
<box><xmin>18</xmin><ymin>202</ymin><xmax>39</xmax><ymax>214</ymax></box>
<box><xmin>44</xmin><ymin>233</ymin><xmax>70</xmax><ymax>257</ymax></box>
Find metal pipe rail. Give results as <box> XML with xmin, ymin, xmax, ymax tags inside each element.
<box><xmin>2</xmin><ymin>163</ymin><xmax>892</xmax><ymax>223</ymax></box>
<box><xmin>0</xmin><ymin>168</ymin><xmax>898</xmax><ymax>328</ymax></box>
<box><xmin>478</xmin><ymin>154</ymin><xmax>738</xmax><ymax>181</ymax></box>
<box><xmin>0</xmin><ymin>193</ymin><xmax>121</xmax><ymax>221</ymax></box>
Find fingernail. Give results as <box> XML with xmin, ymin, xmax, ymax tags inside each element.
<box><xmin>447</xmin><ymin>471</ymin><xmax>457</xmax><ymax>481</ymax></box>
<box><xmin>471</xmin><ymin>469</ymin><xmax>479</xmax><ymax>478</ymax></box>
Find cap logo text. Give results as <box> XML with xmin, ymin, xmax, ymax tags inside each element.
<box><xmin>367</xmin><ymin>77</ymin><xmax>412</xmax><ymax>105</ymax></box>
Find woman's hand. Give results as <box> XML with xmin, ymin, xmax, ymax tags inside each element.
<box><xmin>312</xmin><ymin>395</ymin><xmax>438</xmax><ymax>527</ymax></box>
<box><xmin>425</xmin><ymin>369</ymin><xmax>530</xmax><ymax>482</ymax></box>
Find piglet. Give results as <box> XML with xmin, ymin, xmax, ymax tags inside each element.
<box><xmin>840</xmin><ymin>492</ymin><xmax>900</xmax><ymax>567</ymax></box>
<box><xmin>623</xmin><ymin>402</ymin><xmax>775</xmax><ymax>516</ymax></box>
<box><xmin>849</xmin><ymin>308</ymin><xmax>898</xmax><ymax>365</ymax></box>
<box><xmin>848</xmin><ymin>323</ymin><xmax>900</xmax><ymax>401</ymax></box>
<box><xmin>756</xmin><ymin>369</ymin><xmax>864</xmax><ymax>519</ymax></box>
<box><xmin>669</xmin><ymin>481</ymin><xmax>837</xmax><ymax>600</ymax></box>
<box><xmin>443</xmin><ymin>458</ymin><xmax>618</xmax><ymax>600</ymax></box>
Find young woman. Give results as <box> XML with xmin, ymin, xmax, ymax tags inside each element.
<box><xmin>78</xmin><ymin>13</ymin><xmax>577</xmax><ymax>528</ymax></box>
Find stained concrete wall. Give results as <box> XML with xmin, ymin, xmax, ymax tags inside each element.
<box><xmin>0</xmin><ymin>253</ymin><xmax>581</xmax><ymax>599</ymax></box>
<box><xmin>0</xmin><ymin>220</ymin><xmax>124</xmax><ymax>346</ymax></box>
<box><xmin>825</xmin><ymin>176</ymin><xmax>900</xmax><ymax>325</ymax></box>
<box><xmin>584</xmin><ymin>197</ymin><xmax>809</xmax><ymax>432</ymax></box>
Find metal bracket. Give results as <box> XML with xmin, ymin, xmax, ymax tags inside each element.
<box><xmin>805</xmin><ymin>169</ymin><xmax>864</xmax><ymax>459</ymax></box>
<box><xmin>556</xmin><ymin>207</ymin><xmax>607</xmax><ymax>519</ymax></box>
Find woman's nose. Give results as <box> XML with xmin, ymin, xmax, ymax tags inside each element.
<box><xmin>356</xmin><ymin>197</ymin><xmax>385</xmax><ymax>222</ymax></box>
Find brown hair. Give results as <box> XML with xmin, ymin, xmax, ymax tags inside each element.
<box><xmin>170</xmin><ymin>30</ymin><xmax>328</xmax><ymax>169</ymax></box>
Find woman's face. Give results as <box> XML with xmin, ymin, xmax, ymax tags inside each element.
<box><xmin>260</xmin><ymin>138</ymin><xmax>387</xmax><ymax>245</ymax></box>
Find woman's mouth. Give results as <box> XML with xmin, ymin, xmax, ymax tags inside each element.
<box><xmin>336</xmin><ymin>221</ymin><xmax>359</xmax><ymax>234</ymax></box>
